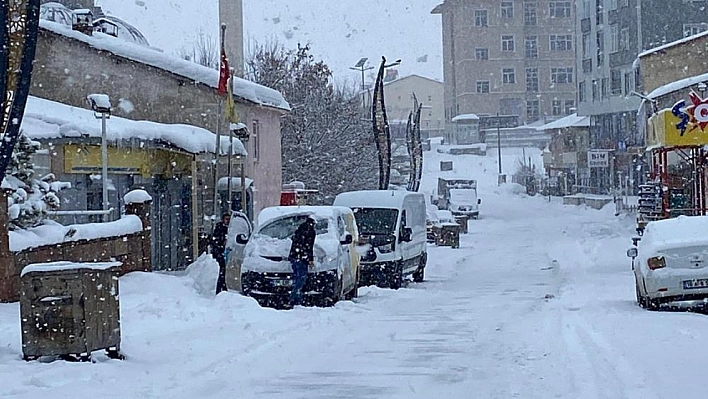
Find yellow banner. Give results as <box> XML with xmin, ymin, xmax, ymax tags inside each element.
<box><xmin>647</xmin><ymin>109</ymin><xmax>708</xmax><ymax>148</ymax></box>
<box><xmin>63</xmin><ymin>145</ymin><xmax>192</xmax><ymax>178</ymax></box>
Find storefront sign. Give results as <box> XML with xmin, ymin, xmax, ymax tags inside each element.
<box><xmin>648</xmin><ymin>92</ymin><xmax>708</xmax><ymax>149</ymax></box>
<box><xmin>587</xmin><ymin>151</ymin><xmax>609</xmax><ymax>168</ymax></box>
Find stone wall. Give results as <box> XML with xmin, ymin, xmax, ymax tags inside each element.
<box><xmin>640</xmin><ymin>34</ymin><xmax>708</xmax><ymax>94</ymax></box>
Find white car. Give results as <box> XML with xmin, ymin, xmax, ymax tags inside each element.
<box><xmin>238</xmin><ymin>206</ymin><xmax>360</xmax><ymax>308</ymax></box>
<box><xmin>628</xmin><ymin>215</ymin><xmax>708</xmax><ymax>310</ymax></box>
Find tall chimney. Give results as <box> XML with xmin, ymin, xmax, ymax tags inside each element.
<box><xmin>219</xmin><ymin>0</ymin><xmax>244</xmax><ymax>78</ymax></box>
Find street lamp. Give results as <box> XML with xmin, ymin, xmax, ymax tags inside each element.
<box><xmin>86</xmin><ymin>93</ymin><xmax>112</xmax><ymax>222</ymax></box>
<box><xmin>350</xmin><ymin>57</ymin><xmax>374</xmax><ymax>109</ymax></box>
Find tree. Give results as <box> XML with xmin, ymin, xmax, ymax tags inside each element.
<box><xmin>178</xmin><ymin>29</ymin><xmax>219</xmax><ymax>70</ymax></box>
<box><xmin>4</xmin><ymin>134</ymin><xmax>69</xmax><ymax>230</ymax></box>
<box><xmin>246</xmin><ymin>43</ymin><xmax>378</xmax><ymax>203</ymax></box>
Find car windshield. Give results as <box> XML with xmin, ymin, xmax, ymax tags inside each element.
<box><xmin>450</xmin><ymin>189</ymin><xmax>476</xmax><ymax>204</ymax></box>
<box><xmin>258</xmin><ymin>215</ymin><xmax>329</xmax><ymax>239</ymax></box>
<box><xmin>350</xmin><ymin>208</ymin><xmax>399</xmax><ymax>235</ymax></box>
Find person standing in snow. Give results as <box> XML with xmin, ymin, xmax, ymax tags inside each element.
<box><xmin>288</xmin><ymin>217</ymin><xmax>317</xmax><ymax>307</ymax></box>
<box><xmin>211</xmin><ymin>212</ymin><xmax>231</xmax><ymax>294</ymax></box>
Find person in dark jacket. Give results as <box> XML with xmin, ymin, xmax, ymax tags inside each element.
<box><xmin>211</xmin><ymin>212</ymin><xmax>231</xmax><ymax>294</ymax></box>
<box><xmin>288</xmin><ymin>217</ymin><xmax>316</xmax><ymax>306</ymax></box>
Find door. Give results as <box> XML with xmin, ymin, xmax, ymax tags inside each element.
<box><xmin>343</xmin><ymin>212</ymin><xmax>361</xmax><ymax>287</ymax></box>
<box><xmin>225</xmin><ymin>211</ymin><xmax>252</xmax><ymax>292</ymax></box>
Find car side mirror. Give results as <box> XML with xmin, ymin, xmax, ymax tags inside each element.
<box><xmin>236</xmin><ymin>233</ymin><xmax>249</xmax><ymax>245</ymax></box>
<box><xmin>478</xmin><ymin>199</ymin><xmax>482</xmax><ymax>205</ymax></box>
<box><xmin>400</xmin><ymin>227</ymin><xmax>413</xmax><ymax>243</ymax></box>
<box><xmin>626</xmin><ymin>248</ymin><xmax>638</xmax><ymax>258</ymax></box>
<box><xmin>340</xmin><ymin>234</ymin><xmax>353</xmax><ymax>245</ymax></box>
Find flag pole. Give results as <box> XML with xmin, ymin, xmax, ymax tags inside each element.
<box><xmin>227</xmin><ymin>67</ymin><xmax>235</xmax><ymax>211</ymax></box>
<box><xmin>213</xmin><ymin>23</ymin><xmax>227</xmax><ymax>226</ymax></box>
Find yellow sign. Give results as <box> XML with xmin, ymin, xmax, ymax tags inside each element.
<box><xmin>647</xmin><ymin>108</ymin><xmax>708</xmax><ymax>149</ymax></box>
<box><xmin>64</xmin><ymin>145</ymin><xmax>192</xmax><ymax>178</ymax></box>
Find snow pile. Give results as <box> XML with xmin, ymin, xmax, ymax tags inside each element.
<box><xmin>9</xmin><ymin>215</ymin><xmax>143</xmax><ymax>252</ymax></box>
<box><xmin>123</xmin><ymin>189</ymin><xmax>152</xmax><ymax>204</ymax></box>
<box><xmin>39</xmin><ymin>19</ymin><xmax>290</xmax><ymax>111</ymax></box>
<box><xmin>184</xmin><ymin>254</ymin><xmax>219</xmax><ymax>297</ymax></box>
<box><xmin>22</xmin><ymin>96</ymin><xmax>246</xmax><ymax>156</ymax></box>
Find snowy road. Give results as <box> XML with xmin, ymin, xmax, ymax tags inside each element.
<box><xmin>3</xmin><ymin>149</ymin><xmax>708</xmax><ymax>398</ymax></box>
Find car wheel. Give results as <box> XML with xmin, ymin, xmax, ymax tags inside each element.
<box><xmin>345</xmin><ymin>270</ymin><xmax>359</xmax><ymax>300</ymax></box>
<box><xmin>389</xmin><ymin>264</ymin><xmax>403</xmax><ymax>290</ymax></box>
<box><xmin>325</xmin><ymin>277</ymin><xmax>342</xmax><ymax>306</ymax></box>
<box><xmin>413</xmin><ymin>255</ymin><xmax>426</xmax><ymax>283</ymax></box>
<box><xmin>635</xmin><ymin>283</ymin><xmax>646</xmax><ymax>308</ymax></box>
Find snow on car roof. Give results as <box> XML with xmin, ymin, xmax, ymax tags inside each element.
<box><xmin>334</xmin><ymin>190</ymin><xmax>423</xmax><ymax>209</ymax></box>
<box><xmin>257</xmin><ymin>206</ymin><xmax>352</xmax><ymax>228</ymax></box>
<box><xmin>641</xmin><ymin>216</ymin><xmax>708</xmax><ymax>252</ymax></box>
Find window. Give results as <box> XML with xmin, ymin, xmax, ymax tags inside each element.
<box><xmin>608</xmin><ymin>0</ymin><xmax>618</xmax><ymax>10</ymax></box>
<box><xmin>501</xmin><ymin>1</ymin><xmax>514</xmax><ymax>18</ymax></box>
<box><xmin>549</xmin><ymin>1</ymin><xmax>571</xmax><ymax>18</ymax></box>
<box><xmin>684</xmin><ymin>23</ymin><xmax>708</xmax><ymax>37</ymax></box>
<box><xmin>619</xmin><ymin>28</ymin><xmax>630</xmax><ymax>51</ymax></box>
<box><xmin>475</xmin><ymin>10</ymin><xmax>488</xmax><ymax>27</ymax></box>
<box><xmin>609</xmin><ymin>24</ymin><xmax>618</xmax><ymax>52</ymax></box>
<box><xmin>552</xmin><ymin>100</ymin><xmax>563</xmax><ymax>116</ymax></box>
<box><xmin>525</xmin><ymin>35</ymin><xmax>538</xmax><ymax>58</ymax></box>
<box><xmin>551</xmin><ymin>67</ymin><xmax>574</xmax><ymax>84</ymax></box>
<box><xmin>601</xmin><ymin>77</ymin><xmax>609</xmax><ymax>98</ymax></box>
<box><xmin>596</xmin><ymin>30</ymin><xmax>604</xmax><ymax>65</ymax></box>
<box><xmin>526</xmin><ymin>68</ymin><xmax>539</xmax><ymax>92</ymax></box>
<box><xmin>252</xmin><ymin>120</ymin><xmax>260</xmax><ymax>160</ymax></box>
<box><xmin>524</xmin><ymin>1</ymin><xmax>537</xmax><ymax>26</ymax></box>
<box><xmin>596</xmin><ymin>0</ymin><xmax>604</xmax><ymax>25</ymax></box>
<box><xmin>550</xmin><ymin>34</ymin><xmax>573</xmax><ymax>51</ymax></box>
<box><xmin>427</xmin><ymin>95</ymin><xmax>432</xmax><ymax>102</ymax></box>
<box><xmin>476</xmin><ymin>81</ymin><xmax>490</xmax><ymax>93</ymax></box>
<box><xmin>592</xmin><ymin>79</ymin><xmax>599</xmax><ymax>101</ymax></box>
<box><xmin>610</xmin><ymin>69</ymin><xmax>622</xmax><ymax>95</ymax></box>
<box><xmin>579</xmin><ymin>81</ymin><xmax>586</xmax><ymax>102</ymax></box>
<box><xmin>502</xmin><ymin>68</ymin><xmax>516</xmax><ymax>84</ymax></box>
<box><xmin>526</xmin><ymin>100</ymin><xmax>540</xmax><ymax>121</ymax></box>
<box><xmin>475</xmin><ymin>48</ymin><xmax>489</xmax><ymax>60</ymax></box>
<box><xmin>564</xmin><ymin>100</ymin><xmax>575</xmax><ymax>114</ymax></box>
<box><xmin>624</xmin><ymin>72</ymin><xmax>632</xmax><ymax>95</ymax></box>
<box><xmin>582</xmin><ymin>33</ymin><xmax>591</xmax><ymax>58</ymax></box>
<box><xmin>502</xmin><ymin>35</ymin><xmax>515</xmax><ymax>51</ymax></box>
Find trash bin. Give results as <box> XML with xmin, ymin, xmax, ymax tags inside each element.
<box><xmin>433</xmin><ymin>223</ymin><xmax>460</xmax><ymax>248</ymax></box>
<box><xmin>20</xmin><ymin>261</ymin><xmax>123</xmax><ymax>361</ymax></box>
<box><xmin>454</xmin><ymin>215</ymin><xmax>469</xmax><ymax>234</ymax></box>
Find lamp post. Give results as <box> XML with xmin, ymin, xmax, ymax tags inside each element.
<box><xmin>497</xmin><ymin>113</ymin><xmax>502</xmax><ymax>184</ymax></box>
<box><xmin>87</xmin><ymin>94</ymin><xmax>112</xmax><ymax>222</ymax></box>
<box><xmin>349</xmin><ymin>57</ymin><xmax>374</xmax><ymax>109</ymax></box>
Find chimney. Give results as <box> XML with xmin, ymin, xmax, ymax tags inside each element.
<box><xmin>219</xmin><ymin>0</ymin><xmax>244</xmax><ymax>78</ymax></box>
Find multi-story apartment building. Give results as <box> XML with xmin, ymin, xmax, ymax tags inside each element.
<box><xmin>576</xmin><ymin>0</ymin><xmax>707</xmax><ymax>150</ymax></box>
<box><xmin>432</xmin><ymin>0</ymin><xmax>577</xmax><ymax>136</ymax></box>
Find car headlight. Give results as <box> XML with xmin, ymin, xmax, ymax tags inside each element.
<box><xmin>377</xmin><ymin>243</ymin><xmax>394</xmax><ymax>253</ymax></box>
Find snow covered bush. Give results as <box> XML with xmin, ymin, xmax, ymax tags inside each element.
<box><xmin>3</xmin><ymin>133</ymin><xmax>70</xmax><ymax>230</ymax></box>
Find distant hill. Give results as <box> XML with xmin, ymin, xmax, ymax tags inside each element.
<box><xmin>95</xmin><ymin>0</ymin><xmax>443</xmax><ymax>85</ymax></box>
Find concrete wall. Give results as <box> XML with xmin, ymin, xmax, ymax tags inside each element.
<box><xmin>379</xmin><ymin>75</ymin><xmax>445</xmax><ymax>134</ymax></box>
<box><xmin>640</xmin><ymin>34</ymin><xmax>708</xmax><ymax>94</ymax></box>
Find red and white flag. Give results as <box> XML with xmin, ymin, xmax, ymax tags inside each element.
<box><xmin>217</xmin><ymin>46</ymin><xmax>230</xmax><ymax>96</ymax></box>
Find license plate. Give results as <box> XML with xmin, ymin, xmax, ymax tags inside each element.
<box><xmin>683</xmin><ymin>279</ymin><xmax>708</xmax><ymax>289</ymax></box>
<box><xmin>271</xmin><ymin>279</ymin><xmax>292</xmax><ymax>287</ymax></box>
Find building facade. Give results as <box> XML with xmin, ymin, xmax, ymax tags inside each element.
<box><xmin>575</xmin><ymin>0</ymin><xmax>708</xmax><ymax>190</ymax></box>
<box><xmin>376</xmin><ymin>75</ymin><xmax>445</xmax><ymax>140</ymax></box>
<box><xmin>433</xmin><ymin>0</ymin><xmax>578</xmax><ymax>136</ymax></box>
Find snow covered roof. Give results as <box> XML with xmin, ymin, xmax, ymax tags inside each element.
<box><xmin>451</xmin><ymin>114</ymin><xmax>480</xmax><ymax>122</ymax></box>
<box><xmin>39</xmin><ymin>20</ymin><xmax>290</xmax><ymax>112</ymax></box>
<box><xmin>647</xmin><ymin>72</ymin><xmax>708</xmax><ymax>100</ymax></box>
<box><xmin>638</xmin><ymin>30</ymin><xmax>708</xmax><ymax>59</ymax></box>
<box><xmin>640</xmin><ymin>215</ymin><xmax>708</xmax><ymax>253</ymax></box>
<box><xmin>21</xmin><ymin>261</ymin><xmax>123</xmax><ymax>277</ymax></box>
<box><xmin>334</xmin><ymin>190</ymin><xmax>423</xmax><ymax>209</ymax></box>
<box><xmin>22</xmin><ymin>96</ymin><xmax>246</xmax><ymax>156</ymax></box>
<box><xmin>256</xmin><ymin>206</ymin><xmax>352</xmax><ymax>229</ymax></box>
<box><xmin>535</xmin><ymin>114</ymin><xmax>590</xmax><ymax>131</ymax></box>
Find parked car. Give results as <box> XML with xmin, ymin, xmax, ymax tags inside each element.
<box><xmin>628</xmin><ymin>215</ymin><xmax>708</xmax><ymax>310</ymax></box>
<box><xmin>333</xmin><ymin>190</ymin><xmax>427</xmax><ymax>289</ymax></box>
<box><xmin>237</xmin><ymin>206</ymin><xmax>360</xmax><ymax>308</ymax></box>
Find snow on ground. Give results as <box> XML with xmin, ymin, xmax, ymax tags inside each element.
<box><xmin>3</xmin><ymin>144</ymin><xmax>708</xmax><ymax>398</ymax></box>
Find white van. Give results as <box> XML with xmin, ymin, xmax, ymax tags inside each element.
<box><xmin>236</xmin><ymin>206</ymin><xmax>360</xmax><ymax>308</ymax></box>
<box><xmin>333</xmin><ymin>190</ymin><xmax>427</xmax><ymax>289</ymax></box>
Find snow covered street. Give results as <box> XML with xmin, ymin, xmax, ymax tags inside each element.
<box><xmin>3</xmin><ymin>149</ymin><xmax>708</xmax><ymax>398</ymax></box>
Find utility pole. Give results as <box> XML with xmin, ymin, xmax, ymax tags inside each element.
<box><xmin>213</xmin><ymin>23</ymin><xmax>226</xmax><ymax>224</ymax></box>
<box><xmin>497</xmin><ymin>113</ymin><xmax>502</xmax><ymax>183</ymax></box>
